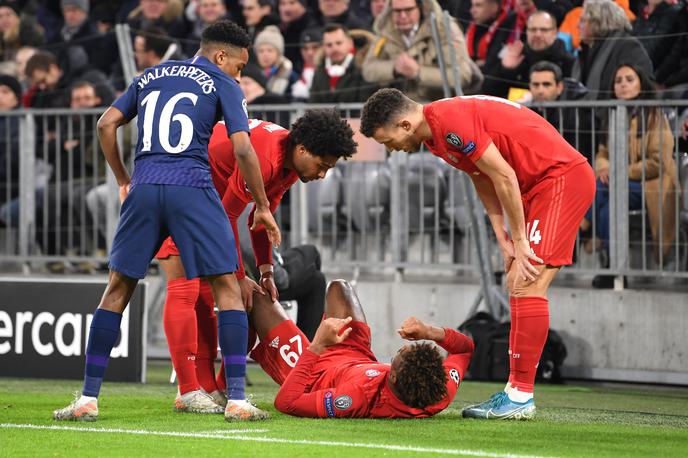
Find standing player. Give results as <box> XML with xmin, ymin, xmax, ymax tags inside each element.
<box><xmin>248</xmin><ymin>279</ymin><xmax>474</xmax><ymax>418</ymax></box>
<box><xmin>359</xmin><ymin>88</ymin><xmax>595</xmax><ymax>420</ymax></box>
<box><xmin>157</xmin><ymin>110</ymin><xmax>357</xmax><ymax>412</ymax></box>
<box><xmin>53</xmin><ymin>21</ymin><xmax>280</xmax><ymax>422</ymax></box>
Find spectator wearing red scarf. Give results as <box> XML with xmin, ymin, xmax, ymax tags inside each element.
<box><xmin>466</xmin><ymin>0</ymin><xmax>517</xmax><ymax>95</ymax></box>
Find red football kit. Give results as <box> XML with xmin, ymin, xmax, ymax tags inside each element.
<box><xmin>250</xmin><ymin>320</ymin><xmax>474</xmax><ymax>418</ymax></box>
<box><xmin>156</xmin><ymin>119</ymin><xmax>298</xmax><ymax>278</ymax></box>
<box><xmin>423</xmin><ymin>95</ymin><xmax>595</xmax><ymax>266</ymax></box>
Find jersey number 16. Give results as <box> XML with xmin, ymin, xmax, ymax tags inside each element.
<box><xmin>140</xmin><ymin>90</ymin><xmax>198</xmax><ymax>154</ymax></box>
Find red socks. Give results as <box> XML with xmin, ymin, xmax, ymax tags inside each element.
<box><xmin>164</xmin><ymin>278</ymin><xmax>201</xmax><ymax>395</ymax></box>
<box><xmin>195</xmin><ymin>280</ymin><xmax>219</xmax><ymax>394</ymax></box>
<box><xmin>508</xmin><ymin>296</ymin><xmax>549</xmax><ymax>393</ymax></box>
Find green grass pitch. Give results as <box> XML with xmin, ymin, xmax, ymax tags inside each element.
<box><xmin>1</xmin><ymin>361</ymin><xmax>687</xmax><ymax>457</ymax></box>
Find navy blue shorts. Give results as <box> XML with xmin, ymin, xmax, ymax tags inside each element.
<box><xmin>109</xmin><ymin>184</ymin><xmax>238</xmax><ymax>279</ymax></box>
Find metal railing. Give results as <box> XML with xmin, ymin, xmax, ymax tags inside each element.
<box><xmin>1</xmin><ymin>101</ymin><xmax>686</xmax><ymax>280</ymax></box>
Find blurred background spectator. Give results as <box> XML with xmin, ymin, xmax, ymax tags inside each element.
<box><xmin>465</xmin><ymin>0</ymin><xmax>515</xmax><ymax>95</ymax></box>
<box><xmin>239</xmin><ymin>63</ymin><xmax>290</xmax><ymax>126</ymax></box>
<box><xmin>315</xmin><ymin>0</ymin><xmax>368</xmax><ymax>29</ymax></box>
<box><xmin>363</xmin><ymin>0</ymin><xmax>482</xmax><ymax>102</ymax></box>
<box><xmin>0</xmin><ymin>1</ymin><xmax>44</xmax><ymax>61</ymax></box>
<box><xmin>290</xmin><ymin>27</ymin><xmax>321</xmax><ymax>101</ymax></box>
<box><xmin>496</xmin><ymin>10</ymin><xmax>575</xmax><ymax>98</ymax></box>
<box><xmin>572</xmin><ymin>0</ymin><xmax>652</xmax><ymax>100</ymax></box>
<box><xmin>278</xmin><ymin>0</ymin><xmax>316</xmax><ymax>74</ymax></box>
<box><xmin>242</xmin><ymin>0</ymin><xmax>278</xmax><ymax>43</ymax></box>
<box><xmin>254</xmin><ymin>24</ymin><xmax>293</xmax><ymax>95</ymax></box>
<box><xmin>185</xmin><ymin>0</ymin><xmax>231</xmax><ymax>55</ymax></box>
<box><xmin>127</xmin><ymin>0</ymin><xmax>188</xmax><ymax>38</ymax></box>
<box><xmin>309</xmin><ymin>24</ymin><xmax>378</xmax><ymax>103</ymax></box>
<box><xmin>528</xmin><ymin>61</ymin><xmax>593</xmax><ymax>162</ymax></box>
<box><xmin>581</xmin><ymin>63</ymin><xmax>677</xmax><ymax>287</ymax></box>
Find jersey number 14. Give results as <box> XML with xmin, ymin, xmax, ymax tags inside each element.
<box><xmin>140</xmin><ymin>90</ymin><xmax>198</xmax><ymax>154</ymax></box>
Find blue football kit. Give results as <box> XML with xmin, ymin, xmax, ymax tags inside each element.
<box><xmin>108</xmin><ymin>56</ymin><xmax>248</xmax><ymax>279</ymax></box>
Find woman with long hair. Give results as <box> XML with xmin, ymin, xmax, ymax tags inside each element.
<box><xmin>582</xmin><ymin>63</ymin><xmax>678</xmax><ymax>288</ymax></box>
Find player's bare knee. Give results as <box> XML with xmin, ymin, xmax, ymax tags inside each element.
<box><xmin>325</xmin><ymin>279</ymin><xmax>366</xmax><ymax>322</ymax></box>
<box><xmin>99</xmin><ymin>271</ymin><xmax>138</xmax><ymax>312</ymax></box>
<box><xmin>506</xmin><ymin>268</ymin><xmax>548</xmax><ymax>297</ymax></box>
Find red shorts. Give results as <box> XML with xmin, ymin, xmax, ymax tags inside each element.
<box><xmin>250</xmin><ymin>320</ymin><xmax>375</xmax><ymax>385</ymax></box>
<box><xmin>155</xmin><ymin>237</ymin><xmax>179</xmax><ymax>259</ymax></box>
<box><xmin>522</xmin><ymin>162</ymin><xmax>595</xmax><ymax>266</ymax></box>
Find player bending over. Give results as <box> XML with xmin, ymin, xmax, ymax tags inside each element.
<box><xmin>156</xmin><ymin>111</ymin><xmax>357</xmax><ymax>413</ymax></box>
<box><xmin>360</xmin><ymin>89</ymin><xmax>595</xmax><ymax>420</ymax></box>
<box><xmin>247</xmin><ymin>280</ymin><xmax>474</xmax><ymax>418</ymax></box>
<box><xmin>53</xmin><ymin>21</ymin><xmax>280</xmax><ymax>422</ymax></box>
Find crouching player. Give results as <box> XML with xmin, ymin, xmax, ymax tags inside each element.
<box><xmin>249</xmin><ymin>280</ymin><xmax>474</xmax><ymax>418</ymax></box>
<box><xmin>157</xmin><ymin>110</ymin><xmax>357</xmax><ymax>417</ymax></box>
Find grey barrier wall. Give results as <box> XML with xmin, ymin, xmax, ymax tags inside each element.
<box><xmin>0</xmin><ymin>101</ymin><xmax>687</xmax><ymax>280</ymax></box>
<box><xmin>0</xmin><ymin>278</ymin><xmax>147</xmax><ymax>381</ymax></box>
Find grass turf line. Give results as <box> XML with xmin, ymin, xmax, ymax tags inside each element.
<box><xmin>0</xmin><ymin>361</ymin><xmax>687</xmax><ymax>458</ymax></box>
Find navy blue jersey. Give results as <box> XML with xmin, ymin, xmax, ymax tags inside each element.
<box><xmin>113</xmin><ymin>56</ymin><xmax>249</xmax><ymax>188</ymax></box>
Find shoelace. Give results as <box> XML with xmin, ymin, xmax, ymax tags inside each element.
<box><xmin>490</xmin><ymin>391</ymin><xmax>510</xmax><ymax>409</ymax></box>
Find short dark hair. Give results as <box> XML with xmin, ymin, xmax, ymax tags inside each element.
<box><xmin>25</xmin><ymin>51</ymin><xmax>59</xmax><ymax>77</ymax></box>
<box><xmin>70</xmin><ymin>80</ymin><xmax>97</xmax><ymax>93</ymax></box>
<box><xmin>529</xmin><ymin>61</ymin><xmax>563</xmax><ymax>83</ymax></box>
<box><xmin>394</xmin><ymin>342</ymin><xmax>448</xmax><ymax>409</ymax></box>
<box><xmin>201</xmin><ymin>20</ymin><xmax>251</xmax><ymax>50</ymax></box>
<box><xmin>288</xmin><ymin>109</ymin><xmax>357</xmax><ymax>159</ymax></box>
<box><xmin>138</xmin><ymin>26</ymin><xmax>172</xmax><ymax>58</ymax></box>
<box><xmin>323</xmin><ymin>23</ymin><xmax>350</xmax><ymax>37</ymax></box>
<box><xmin>360</xmin><ymin>88</ymin><xmax>415</xmax><ymax>138</ymax></box>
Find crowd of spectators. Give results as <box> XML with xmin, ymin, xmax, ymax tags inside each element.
<box><xmin>0</xmin><ymin>0</ymin><xmax>686</xmax><ymax>277</ymax></box>
<box><xmin>0</xmin><ymin>0</ymin><xmax>684</xmax><ymax>110</ymax></box>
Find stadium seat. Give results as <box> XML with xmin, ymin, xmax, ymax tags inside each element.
<box><xmin>406</xmin><ymin>153</ymin><xmax>448</xmax><ymax>234</ymax></box>
<box><xmin>339</xmin><ymin>161</ymin><xmax>391</xmax><ymax>234</ymax></box>
<box><xmin>443</xmin><ymin>168</ymin><xmax>472</xmax><ymax>233</ymax></box>
<box><xmin>305</xmin><ymin>166</ymin><xmax>343</xmax><ymax>235</ymax></box>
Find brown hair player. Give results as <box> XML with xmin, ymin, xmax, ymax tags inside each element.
<box><xmin>360</xmin><ymin>88</ymin><xmax>595</xmax><ymax>420</ymax></box>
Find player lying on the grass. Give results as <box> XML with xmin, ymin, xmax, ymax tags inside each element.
<box><xmin>360</xmin><ymin>89</ymin><xmax>595</xmax><ymax>420</ymax></box>
<box><xmin>52</xmin><ymin>20</ymin><xmax>282</xmax><ymax>423</ymax></box>
<box><xmin>156</xmin><ymin>110</ymin><xmax>357</xmax><ymax>414</ymax></box>
<box><xmin>247</xmin><ymin>279</ymin><xmax>474</xmax><ymax>418</ymax></box>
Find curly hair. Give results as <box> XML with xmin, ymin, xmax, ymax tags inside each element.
<box><xmin>394</xmin><ymin>342</ymin><xmax>448</xmax><ymax>409</ymax></box>
<box><xmin>201</xmin><ymin>20</ymin><xmax>251</xmax><ymax>50</ymax></box>
<box><xmin>360</xmin><ymin>88</ymin><xmax>415</xmax><ymax>138</ymax></box>
<box><xmin>287</xmin><ymin>109</ymin><xmax>357</xmax><ymax>159</ymax></box>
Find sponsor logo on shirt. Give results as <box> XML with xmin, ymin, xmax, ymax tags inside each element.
<box><xmin>324</xmin><ymin>391</ymin><xmax>335</xmax><ymax>417</ymax></box>
<box><xmin>269</xmin><ymin>336</ymin><xmax>280</xmax><ymax>348</ymax></box>
<box><xmin>449</xmin><ymin>368</ymin><xmax>460</xmax><ymax>386</ymax></box>
<box><xmin>334</xmin><ymin>395</ymin><xmax>353</xmax><ymax>410</ymax></box>
<box><xmin>365</xmin><ymin>369</ymin><xmax>381</xmax><ymax>377</ymax></box>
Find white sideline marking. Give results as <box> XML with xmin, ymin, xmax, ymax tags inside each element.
<box><xmin>1</xmin><ymin>423</ymin><xmax>553</xmax><ymax>458</ymax></box>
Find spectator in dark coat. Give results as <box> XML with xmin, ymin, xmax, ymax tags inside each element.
<box><xmin>528</xmin><ymin>61</ymin><xmax>594</xmax><ymax>163</ymax></box>
<box><xmin>184</xmin><ymin>0</ymin><xmax>231</xmax><ymax>56</ymax></box>
<box><xmin>0</xmin><ymin>1</ymin><xmax>44</xmax><ymax>61</ymax></box>
<box><xmin>49</xmin><ymin>0</ymin><xmax>115</xmax><ymax>77</ymax></box>
<box><xmin>315</xmin><ymin>0</ymin><xmax>369</xmax><ymax>30</ymax></box>
<box><xmin>466</xmin><ymin>0</ymin><xmax>517</xmax><ymax>95</ymax></box>
<box><xmin>127</xmin><ymin>0</ymin><xmax>187</xmax><ymax>39</ymax></box>
<box><xmin>243</xmin><ymin>0</ymin><xmax>279</xmax><ymax>43</ymax></box>
<box><xmin>572</xmin><ymin>0</ymin><xmax>653</xmax><ymax>100</ymax></box>
<box><xmin>653</xmin><ymin>0</ymin><xmax>688</xmax><ymax>89</ymax></box>
<box><xmin>632</xmin><ymin>0</ymin><xmax>682</xmax><ymax>68</ymax></box>
<box><xmin>0</xmin><ymin>74</ymin><xmax>21</xmax><ymax>201</ymax></box>
<box><xmin>240</xmin><ymin>64</ymin><xmax>291</xmax><ymax>128</ymax></box>
<box><xmin>496</xmin><ymin>10</ymin><xmax>575</xmax><ymax>98</ymax></box>
<box><xmin>309</xmin><ymin>23</ymin><xmax>378</xmax><ymax>103</ymax></box>
<box><xmin>278</xmin><ymin>0</ymin><xmax>317</xmax><ymax>73</ymax></box>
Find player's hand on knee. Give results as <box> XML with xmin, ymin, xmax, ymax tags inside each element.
<box><xmin>238</xmin><ymin>276</ymin><xmax>264</xmax><ymax>312</ymax></box>
<box><xmin>252</xmin><ymin>207</ymin><xmax>282</xmax><ymax>247</ymax></box>
<box><xmin>310</xmin><ymin>317</ymin><xmax>353</xmax><ymax>353</ymax></box>
<box><xmin>498</xmin><ymin>238</ymin><xmax>516</xmax><ymax>273</ymax></box>
<box><xmin>513</xmin><ymin>238</ymin><xmax>543</xmax><ymax>282</ymax></box>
